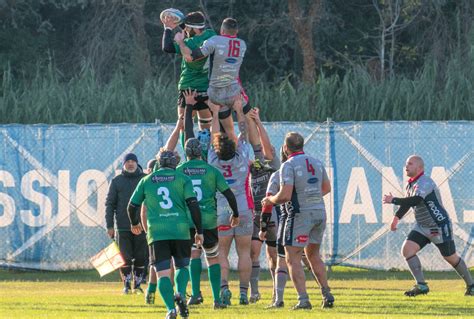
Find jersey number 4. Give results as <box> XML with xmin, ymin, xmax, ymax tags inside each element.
<box><xmin>306</xmin><ymin>159</ymin><xmax>315</xmax><ymax>176</ymax></box>
<box><xmin>228</xmin><ymin>40</ymin><xmax>240</xmax><ymax>57</ymax></box>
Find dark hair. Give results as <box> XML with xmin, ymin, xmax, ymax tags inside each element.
<box><xmin>213</xmin><ymin>133</ymin><xmax>236</xmax><ymax>161</ymax></box>
<box><xmin>185</xmin><ymin>11</ymin><xmax>205</xmax><ymax>28</ymax></box>
<box><xmin>221</xmin><ymin>17</ymin><xmax>238</xmax><ymax>35</ymax></box>
<box><xmin>284</xmin><ymin>132</ymin><xmax>304</xmax><ymax>153</ymax></box>
<box><xmin>147</xmin><ymin>159</ymin><xmax>157</xmax><ymax>171</ymax></box>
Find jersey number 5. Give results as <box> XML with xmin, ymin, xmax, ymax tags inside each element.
<box><xmin>157</xmin><ymin>187</ymin><xmax>173</xmax><ymax>209</ymax></box>
<box><xmin>192</xmin><ymin>180</ymin><xmax>203</xmax><ymax>201</ymax></box>
<box><xmin>305</xmin><ymin>159</ymin><xmax>315</xmax><ymax>176</ymax></box>
<box><xmin>228</xmin><ymin>40</ymin><xmax>240</xmax><ymax>57</ymax></box>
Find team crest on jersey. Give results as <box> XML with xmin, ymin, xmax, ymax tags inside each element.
<box><xmin>151</xmin><ymin>175</ymin><xmax>175</xmax><ymax>183</ymax></box>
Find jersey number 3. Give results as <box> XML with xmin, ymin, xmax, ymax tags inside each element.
<box><xmin>228</xmin><ymin>40</ymin><xmax>240</xmax><ymax>57</ymax></box>
<box><xmin>157</xmin><ymin>187</ymin><xmax>173</xmax><ymax>209</ymax></box>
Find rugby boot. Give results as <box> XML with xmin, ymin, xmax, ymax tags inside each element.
<box><xmin>291</xmin><ymin>300</ymin><xmax>312</xmax><ymax>310</ymax></box>
<box><xmin>213</xmin><ymin>300</ymin><xmax>227</xmax><ymax>309</ymax></box>
<box><xmin>404</xmin><ymin>283</ymin><xmax>429</xmax><ymax>297</ymax></box>
<box><xmin>321</xmin><ymin>287</ymin><xmax>335</xmax><ymax>308</ymax></box>
<box><xmin>249</xmin><ymin>292</ymin><xmax>261</xmax><ymax>303</ymax></box>
<box><xmin>165</xmin><ymin>309</ymin><xmax>177</xmax><ymax>319</ymax></box>
<box><xmin>145</xmin><ymin>291</ymin><xmax>155</xmax><ymax>305</ymax></box>
<box><xmin>239</xmin><ymin>293</ymin><xmax>249</xmax><ymax>305</ymax></box>
<box><xmin>187</xmin><ymin>291</ymin><xmax>204</xmax><ymax>305</ymax></box>
<box><xmin>220</xmin><ymin>288</ymin><xmax>232</xmax><ymax>306</ymax></box>
<box><xmin>265</xmin><ymin>301</ymin><xmax>284</xmax><ymax>309</ymax></box>
<box><xmin>465</xmin><ymin>284</ymin><xmax>474</xmax><ymax>296</ymax></box>
<box><xmin>174</xmin><ymin>293</ymin><xmax>189</xmax><ymax>319</ymax></box>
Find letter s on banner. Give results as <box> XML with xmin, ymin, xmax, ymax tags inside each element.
<box><xmin>0</xmin><ymin>170</ymin><xmax>15</xmax><ymax>227</ymax></box>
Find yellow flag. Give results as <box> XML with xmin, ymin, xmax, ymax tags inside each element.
<box><xmin>90</xmin><ymin>241</ymin><xmax>125</xmax><ymax>277</ymax></box>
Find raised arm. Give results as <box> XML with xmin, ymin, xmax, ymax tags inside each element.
<box><xmin>248</xmin><ymin>107</ymin><xmax>273</xmax><ymax>160</ymax></box>
<box><xmin>183</xmin><ymin>89</ymin><xmax>196</xmax><ymax>142</ymax></box>
<box><xmin>164</xmin><ymin>116</ymin><xmax>184</xmax><ymax>151</ymax></box>
<box><xmin>174</xmin><ymin>31</ymin><xmax>211</xmax><ymax>62</ymax></box>
<box><xmin>162</xmin><ymin>16</ymin><xmax>179</xmax><ymax>54</ymax></box>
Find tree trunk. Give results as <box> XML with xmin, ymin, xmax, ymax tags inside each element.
<box><xmin>287</xmin><ymin>0</ymin><xmax>321</xmax><ymax>84</ymax></box>
<box><xmin>129</xmin><ymin>0</ymin><xmax>151</xmax><ymax>90</ymax></box>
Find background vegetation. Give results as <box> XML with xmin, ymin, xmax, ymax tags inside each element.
<box><xmin>1</xmin><ymin>0</ymin><xmax>473</xmax><ymax>123</ymax></box>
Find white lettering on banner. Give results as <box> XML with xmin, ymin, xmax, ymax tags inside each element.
<box><xmin>75</xmin><ymin>170</ymin><xmax>108</xmax><ymax>227</ymax></box>
<box><xmin>339</xmin><ymin>167</ymin><xmax>377</xmax><ymax>224</ymax></box>
<box><xmin>57</xmin><ymin>170</ymin><xmax>71</xmax><ymax>227</ymax></box>
<box><xmin>20</xmin><ymin>170</ymin><xmax>53</xmax><ymax>227</ymax></box>
<box><xmin>430</xmin><ymin>167</ymin><xmax>459</xmax><ymax>223</ymax></box>
<box><xmin>0</xmin><ymin>170</ymin><xmax>15</xmax><ymax>227</ymax></box>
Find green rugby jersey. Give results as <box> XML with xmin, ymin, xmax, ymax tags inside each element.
<box><xmin>177</xmin><ymin>159</ymin><xmax>229</xmax><ymax>230</ymax></box>
<box><xmin>174</xmin><ymin>29</ymin><xmax>216</xmax><ymax>91</ymax></box>
<box><xmin>130</xmin><ymin>168</ymin><xmax>196</xmax><ymax>244</ymax></box>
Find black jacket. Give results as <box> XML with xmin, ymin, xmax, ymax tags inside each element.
<box><xmin>105</xmin><ymin>167</ymin><xmax>146</xmax><ymax>231</ymax></box>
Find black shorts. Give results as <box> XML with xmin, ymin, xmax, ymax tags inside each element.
<box><xmin>178</xmin><ymin>90</ymin><xmax>209</xmax><ymax>110</ymax></box>
<box><xmin>149</xmin><ymin>239</ymin><xmax>192</xmax><ymax>271</ymax></box>
<box><xmin>189</xmin><ymin>228</ymin><xmax>219</xmax><ymax>249</ymax></box>
<box><xmin>407</xmin><ymin>230</ymin><xmax>456</xmax><ymax>257</ymax></box>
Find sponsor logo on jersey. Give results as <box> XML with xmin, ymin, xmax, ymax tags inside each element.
<box><xmin>227</xmin><ymin>179</ymin><xmax>236</xmax><ymax>185</ymax></box>
<box><xmin>307</xmin><ymin>177</ymin><xmax>318</xmax><ymax>184</ymax></box>
<box><xmin>427</xmin><ymin>200</ymin><xmax>446</xmax><ymax>222</ymax></box>
<box><xmin>296</xmin><ymin>235</ymin><xmax>308</xmax><ymax>243</ymax></box>
<box><xmin>183</xmin><ymin>167</ymin><xmax>207</xmax><ymax>176</ymax></box>
<box><xmin>152</xmin><ymin>175</ymin><xmax>175</xmax><ymax>183</ymax></box>
<box><xmin>225</xmin><ymin>58</ymin><xmax>237</xmax><ymax>64</ymax></box>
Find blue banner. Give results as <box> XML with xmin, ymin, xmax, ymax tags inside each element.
<box><xmin>0</xmin><ymin>122</ymin><xmax>472</xmax><ymax>270</ymax></box>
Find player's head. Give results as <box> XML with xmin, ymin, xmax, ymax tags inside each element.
<box><xmin>213</xmin><ymin>133</ymin><xmax>236</xmax><ymax>161</ymax></box>
<box><xmin>156</xmin><ymin>149</ymin><xmax>178</xmax><ymax>169</ymax></box>
<box><xmin>221</xmin><ymin>17</ymin><xmax>238</xmax><ymax>36</ymax></box>
<box><xmin>405</xmin><ymin>155</ymin><xmax>424</xmax><ymax>178</ymax></box>
<box><xmin>185</xmin><ymin>138</ymin><xmax>202</xmax><ymax>160</ymax></box>
<box><xmin>184</xmin><ymin>11</ymin><xmax>205</xmax><ymax>37</ymax></box>
<box><xmin>146</xmin><ymin>159</ymin><xmax>157</xmax><ymax>174</ymax></box>
<box><xmin>283</xmin><ymin>132</ymin><xmax>304</xmax><ymax>156</ymax></box>
<box><xmin>123</xmin><ymin>153</ymin><xmax>138</xmax><ymax>173</ymax></box>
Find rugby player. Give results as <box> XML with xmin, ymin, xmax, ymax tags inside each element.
<box><xmin>383</xmin><ymin>155</ymin><xmax>474</xmax><ymax>297</ymax></box>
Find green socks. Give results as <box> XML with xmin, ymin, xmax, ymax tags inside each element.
<box><xmin>147</xmin><ymin>282</ymin><xmax>157</xmax><ymax>293</ymax></box>
<box><xmin>208</xmin><ymin>263</ymin><xmax>222</xmax><ymax>302</ymax></box>
<box><xmin>158</xmin><ymin>277</ymin><xmax>175</xmax><ymax>311</ymax></box>
<box><xmin>174</xmin><ymin>267</ymin><xmax>190</xmax><ymax>297</ymax></box>
<box><xmin>189</xmin><ymin>259</ymin><xmax>202</xmax><ymax>297</ymax></box>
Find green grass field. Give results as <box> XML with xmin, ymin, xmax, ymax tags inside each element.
<box><xmin>0</xmin><ymin>267</ymin><xmax>473</xmax><ymax>319</ymax></box>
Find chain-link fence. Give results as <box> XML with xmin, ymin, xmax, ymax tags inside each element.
<box><xmin>0</xmin><ymin>121</ymin><xmax>472</xmax><ymax>271</ymax></box>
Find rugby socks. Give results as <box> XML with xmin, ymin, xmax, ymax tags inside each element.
<box><xmin>221</xmin><ymin>278</ymin><xmax>229</xmax><ymax>290</ymax></box>
<box><xmin>147</xmin><ymin>282</ymin><xmax>157</xmax><ymax>294</ymax></box>
<box><xmin>134</xmin><ymin>266</ymin><xmax>145</xmax><ymax>288</ymax></box>
<box><xmin>250</xmin><ymin>262</ymin><xmax>260</xmax><ymax>296</ymax></box>
<box><xmin>453</xmin><ymin>258</ymin><xmax>474</xmax><ymax>286</ymax></box>
<box><xmin>120</xmin><ymin>266</ymin><xmax>132</xmax><ymax>288</ymax></box>
<box><xmin>189</xmin><ymin>259</ymin><xmax>202</xmax><ymax>297</ymax></box>
<box><xmin>240</xmin><ymin>285</ymin><xmax>249</xmax><ymax>296</ymax></box>
<box><xmin>208</xmin><ymin>264</ymin><xmax>222</xmax><ymax>302</ymax></box>
<box><xmin>158</xmin><ymin>277</ymin><xmax>175</xmax><ymax>311</ymax></box>
<box><xmin>174</xmin><ymin>267</ymin><xmax>190</xmax><ymax>298</ymax></box>
<box><xmin>298</xmin><ymin>292</ymin><xmax>309</xmax><ymax>303</ymax></box>
<box><xmin>406</xmin><ymin>255</ymin><xmax>426</xmax><ymax>284</ymax></box>
<box><xmin>275</xmin><ymin>269</ymin><xmax>288</xmax><ymax>303</ymax></box>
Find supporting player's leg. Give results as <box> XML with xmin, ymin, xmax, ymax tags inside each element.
<box><xmin>305</xmin><ymin>243</ymin><xmax>334</xmax><ymax>308</ymax></box>
<box><xmin>235</xmin><ymin>234</ymin><xmax>252</xmax><ymax>305</ymax></box>
<box><xmin>265</xmin><ymin>243</ymin><xmax>278</xmax><ymax>303</ymax></box>
<box><xmin>440</xmin><ymin>246</ymin><xmax>474</xmax><ymax>296</ymax></box>
<box><xmin>249</xmin><ymin>238</ymin><xmax>263</xmax><ymax>303</ymax></box>
<box><xmin>146</xmin><ymin>264</ymin><xmax>157</xmax><ymax>304</ymax></box>
<box><xmin>204</xmin><ymin>240</ymin><xmax>227</xmax><ymax>309</ymax></box>
<box><xmin>285</xmin><ymin>245</ymin><xmax>312</xmax><ymax>309</ymax></box>
<box><xmin>218</xmin><ymin>234</ymin><xmax>233</xmax><ymax>305</ymax></box>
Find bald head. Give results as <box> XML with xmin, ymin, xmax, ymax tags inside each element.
<box><xmin>284</xmin><ymin>132</ymin><xmax>304</xmax><ymax>154</ymax></box>
<box><xmin>405</xmin><ymin>155</ymin><xmax>424</xmax><ymax>177</ymax></box>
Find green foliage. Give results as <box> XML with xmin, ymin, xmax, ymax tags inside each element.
<box><xmin>1</xmin><ymin>51</ymin><xmax>473</xmax><ymax>124</ymax></box>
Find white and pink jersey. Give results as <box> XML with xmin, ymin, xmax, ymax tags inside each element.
<box><xmin>208</xmin><ymin>138</ymin><xmax>253</xmax><ymax>212</ymax></box>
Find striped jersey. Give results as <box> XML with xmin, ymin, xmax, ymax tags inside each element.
<box><xmin>200</xmin><ymin>35</ymin><xmax>247</xmax><ymax>88</ymax></box>
<box><xmin>406</xmin><ymin>174</ymin><xmax>450</xmax><ymax>227</ymax></box>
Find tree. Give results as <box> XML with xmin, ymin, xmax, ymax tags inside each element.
<box><xmin>287</xmin><ymin>0</ymin><xmax>322</xmax><ymax>84</ymax></box>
